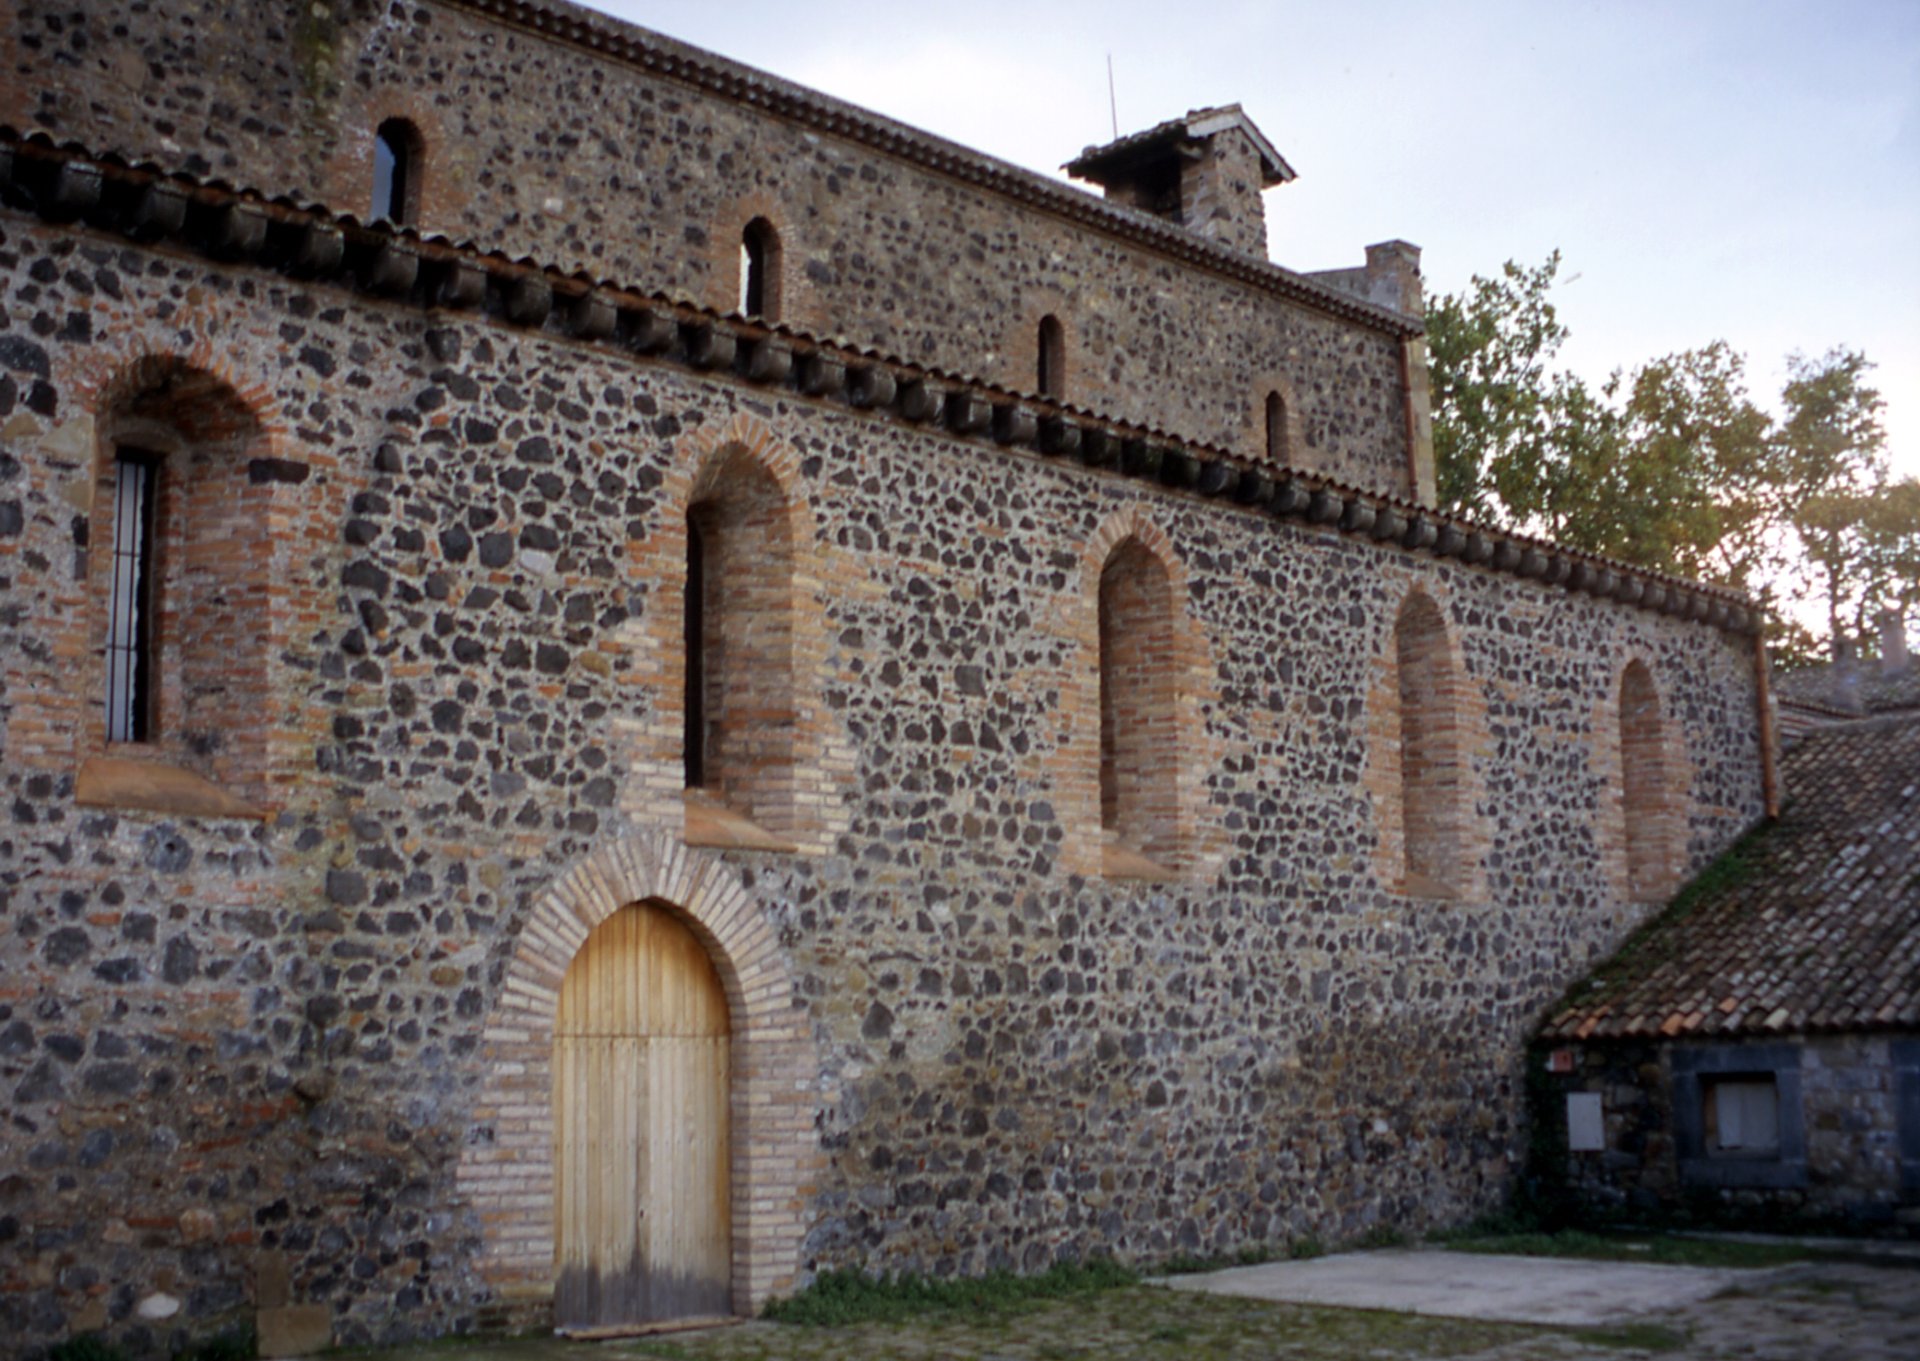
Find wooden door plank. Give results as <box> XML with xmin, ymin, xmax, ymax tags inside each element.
<box><xmin>553</xmin><ymin>904</ymin><xmax>732</xmax><ymax>1330</ymax></box>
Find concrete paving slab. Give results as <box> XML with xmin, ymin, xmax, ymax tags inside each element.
<box><xmin>1153</xmin><ymin>1246</ymin><xmax>1786</xmax><ymax>1327</ymax></box>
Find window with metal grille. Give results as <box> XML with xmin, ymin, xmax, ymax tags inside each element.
<box><xmin>106</xmin><ymin>449</ymin><xmax>158</xmax><ymax>743</ymax></box>
<box><xmin>683</xmin><ymin>513</ymin><xmax>709</xmax><ymax>789</ymax></box>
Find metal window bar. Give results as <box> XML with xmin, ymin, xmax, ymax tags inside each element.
<box><xmin>106</xmin><ymin>452</ymin><xmax>157</xmax><ymax>743</ymax></box>
<box><xmin>683</xmin><ymin>515</ymin><xmax>707</xmax><ymax>788</ymax></box>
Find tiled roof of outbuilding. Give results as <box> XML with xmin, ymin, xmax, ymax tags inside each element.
<box><xmin>1775</xmin><ymin>656</ymin><xmax>1920</xmax><ymax>718</ymax></box>
<box><xmin>1541</xmin><ymin>713</ymin><xmax>1920</xmax><ymax>1042</ymax></box>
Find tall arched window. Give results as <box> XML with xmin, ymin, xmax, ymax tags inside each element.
<box><xmin>1620</xmin><ymin>660</ymin><xmax>1677</xmax><ymax>901</ymax></box>
<box><xmin>1037</xmin><ymin>314</ymin><xmax>1066</xmax><ymax>399</ymax></box>
<box><xmin>684</xmin><ymin>449</ymin><xmax>794</xmax><ymax>832</ymax></box>
<box><xmin>739</xmin><ymin>217</ymin><xmax>781</xmax><ymax>320</ymax></box>
<box><xmin>1393</xmin><ymin>590</ymin><xmax>1465</xmax><ymax>896</ymax></box>
<box><xmin>371</xmin><ymin>117</ymin><xmax>423</xmax><ymax>225</ymax></box>
<box><xmin>1099</xmin><ymin>538</ymin><xmax>1178</xmax><ymax>870</ymax></box>
<box><xmin>92</xmin><ymin>360</ymin><xmax>277</xmax><ymax>804</ymax></box>
<box><xmin>1264</xmin><ymin>389</ymin><xmax>1288</xmax><ymax>462</ymax></box>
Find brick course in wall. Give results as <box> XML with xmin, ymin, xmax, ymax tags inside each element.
<box><xmin>0</xmin><ymin>5</ymin><xmax>1773</xmax><ymax>1352</ymax></box>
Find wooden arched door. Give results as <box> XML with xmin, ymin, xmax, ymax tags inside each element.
<box><xmin>553</xmin><ymin>902</ymin><xmax>732</xmax><ymax>1330</ymax></box>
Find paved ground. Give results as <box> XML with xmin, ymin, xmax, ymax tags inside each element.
<box><xmin>343</xmin><ymin>1250</ymin><xmax>1920</xmax><ymax>1360</ymax></box>
<box><xmin>1155</xmin><ymin>1247</ymin><xmax>1772</xmax><ymax>1326</ymax></box>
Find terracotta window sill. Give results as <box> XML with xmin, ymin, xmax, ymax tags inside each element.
<box><xmin>682</xmin><ymin>789</ymin><xmax>796</xmax><ymax>853</ymax></box>
<box><xmin>1104</xmin><ymin>840</ymin><xmax>1178</xmax><ymax>882</ymax></box>
<box><xmin>75</xmin><ymin>754</ymin><xmax>269</xmax><ymax>821</ymax></box>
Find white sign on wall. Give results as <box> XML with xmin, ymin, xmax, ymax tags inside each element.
<box><xmin>1567</xmin><ymin>1092</ymin><xmax>1605</xmax><ymax>1152</ymax></box>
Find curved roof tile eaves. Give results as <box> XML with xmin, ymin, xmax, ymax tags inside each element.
<box><xmin>1541</xmin><ymin>713</ymin><xmax>1920</xmax><ymax>1044</ymax></box>
<box><xmin>0</xmin><ymin>125</ymin><xmax>1755</xmax><ymax>633</ymax></box>
<box><xmin>446</xmin><ymin>0</ymin><xmax>1420</xmax><ymax>336</ymax></box>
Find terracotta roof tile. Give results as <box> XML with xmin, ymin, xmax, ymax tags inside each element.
<box><xmin>1542</xmin><ymin>713</ymin><xmax>1920</xmax><ymax>1042</ymax></box>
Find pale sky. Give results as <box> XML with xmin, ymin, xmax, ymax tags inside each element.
<box><xmin>592</xmin><ymin>0</ymin><xmax>1919</xmax><ymax>486</ymax></box>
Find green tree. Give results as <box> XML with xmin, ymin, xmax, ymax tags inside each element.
<box><xmin>1427</xmin><ymin>252</ymin><xmax>1572</xmax><ymax>525</ymax></box>
<box><xmin>1428</xmin><ymin>264</ymin><xmax>1912</xmax><ymax>662</ymax></box>
<box><xmin>1608</xmin><ymin>343</ymin><xmax>1776</xmax><ymax>587</ymax></box>
<box><xmin>1777</xmin><ymin>349</ymin><xmax>1892</xmax><ymax>648</ymax></box>
<box><xmin>1428</xmin><ymin>262</ymin><xmax>1774</xmax><ymax>581</ymax></box>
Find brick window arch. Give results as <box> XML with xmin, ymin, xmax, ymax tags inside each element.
<box><xmin>1393</xmin><ymin>589</ymin><xmax>1467</xmax><ymax>897</ymax></box>
<box><xmin>1099</xmin><ymin>536</ymin><xmax>1180</xmax><ymax>872</ymax></box>
<box><xmin>1620</xmin><ymin>658</ymin><xmax>1680</xmax><ymax>900</ymax></box>
<box><xmin>739</xmin><ymin>217</ymin><xmax>781</xmax><ymax>320</ymax></box>
<box><xmin>685</xmin><ymin>446</ymin><xmax>796</xmax><ymax>836</ymax></box>
<box><xmin>1037</xmin><ymin>314</ymin><xmax>1066</xmax><ymax>399</ymax></box>
<box><xmin>371</xmin><ymin>117</ymin><xmax>424</xmax><ymax>225</ymax></box>
<box><xmin>87</xmin><ymin>358</ymin><xmax>281</xmax><ymax>809</ymax></box>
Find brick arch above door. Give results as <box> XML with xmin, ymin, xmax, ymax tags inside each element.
<box><xmin>454</xmin><ymin>829</ymin><xmax>820</xmax><ymax>1318</ymax></box>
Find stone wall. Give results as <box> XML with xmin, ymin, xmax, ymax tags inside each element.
<box><xmin>1533</xmin><ymin>1034</ymin><xmax>1920</xmax><ymax>1236</ymax></box>
<box><xmin>0</xmin><ymin>0</ymin><xmax>1421</xmax><ymax>498</ymax></box>
<box><xmin>0</xmin><ymin>179</ymin><xmax>1770</xmax><ymax>1355</ymax></box>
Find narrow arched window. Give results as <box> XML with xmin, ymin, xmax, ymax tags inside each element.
<box><xmin>371</xmin><ymin>118</ymin><xmax>422</xmax><ymax>224</ymax></box>
<box><xmin>1394</xmin><ymin>591</ymin><xmax>1464</xmax><ymax>896</ymax></box>
<box><xmin>1037</xmin><ymin>315</ymin><xmax>1066</xmax><ymax>399</ymax></box>
<box><xmin>1099</xmin><ymin>538</ymin><xmax>1177</xmax><ymax>870</ymax></box>
<box><xmin>739</xmin><ymin>217</ymin><xmax>780</xmax><ymax>320</ymax></box>
<box><xmin>684</xmin><ymin>449</ymin><xmax>795</xmax><ymax>833</ymax></box>
<box><xmin>1620</xmin><ymin>660</ymin><xmax>1674</xmax><ymax>900</ymax></box>
<box><xmin>105</xmin><ymin>448</ymin><xmax>159</xmax><ymax>743</ymax></box>
<box><xmin>1265</xmin><ymin>389</ymin><xmax>1288</xmax><ymax>462</ymax></box>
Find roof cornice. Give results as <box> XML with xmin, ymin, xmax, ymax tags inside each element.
<box><xmin>0</xmin><ymin>128</ymin><xmax>1757</xmax><ymax>636</ymax></box>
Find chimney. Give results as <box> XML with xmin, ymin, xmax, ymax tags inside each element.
<box><xmin>1881</xmin><ymin>609</ymin><xmax>1911</xmax><ymax>674</ymax></box>
<box><xmin>1305</xmin><ymin>240</ymin><xmax>1425</xmax><ymax>318</ymax></box>
<box><xmin>1834</xmin><ymin>636</ymin><xmax>1864</xmax><ymax>714</ymax></box>
<box><xmin>1065</xmin><ymin>105</ymin><xmax>1295</xmax><ymax>260</ymax></box>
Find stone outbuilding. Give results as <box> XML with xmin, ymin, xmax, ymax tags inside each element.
<box><xmin>1535</xmin><ymin>712</ymin><xmax>1920</xmax><ymax>1234</ymax></box>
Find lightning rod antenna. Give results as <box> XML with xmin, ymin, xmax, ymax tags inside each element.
<box><xmin>1107</xmin><ymin>54</ymin><xmax>1118</xmax><ymax>139</ymax></box>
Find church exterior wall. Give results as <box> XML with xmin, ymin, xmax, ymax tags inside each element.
<box><xmin>0</xmin><ymin>190</ymin><xmax>1766</xmax><ymax>1352</ymax></box>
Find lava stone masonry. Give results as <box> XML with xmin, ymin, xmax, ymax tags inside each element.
<box><xmin>0</xmin><ymin>193</ymin><xmax>1763</xmax><ymax>1352</ymax></box>
<box><xmin>1</xmin><ymin>0</ymin><xmax>1767</xmax><ymax>1352</ymax></box>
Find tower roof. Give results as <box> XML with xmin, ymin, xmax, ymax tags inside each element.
<box><xmin>1065</xmin><ymin>104</ymin><xmax>1296</xmax><ymax>189</ymax></box>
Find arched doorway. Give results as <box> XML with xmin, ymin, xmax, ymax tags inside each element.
<box><xmin>552</xmin><ymin>901</ymin><xmax>732</xmax><ymax>1329</ymax></box>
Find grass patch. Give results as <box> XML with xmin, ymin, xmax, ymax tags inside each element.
<box><xmin>50</xmin><ymin>1339</ymin><xmax>127</xmax><ymax>1361</ymax></box>
<box><xmin>181</xmin><ymin>1322</ymin><xmax>256</xmax><ymax>1361</ymax></box>
<box><xmin>1571</xmin><ymin>1321</ymin><xmax>1690</xmax><ymax>1351</ymax></box>
<box><xmin>1441</xmin><ymin>1228</ymin><xmax>1812</xmax><ymax>1269</ymax></box>
<box><xmin>761</xmin><ymin>1258</ymin><xmax>1137</xmax><ymax>1326</ymax></box>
